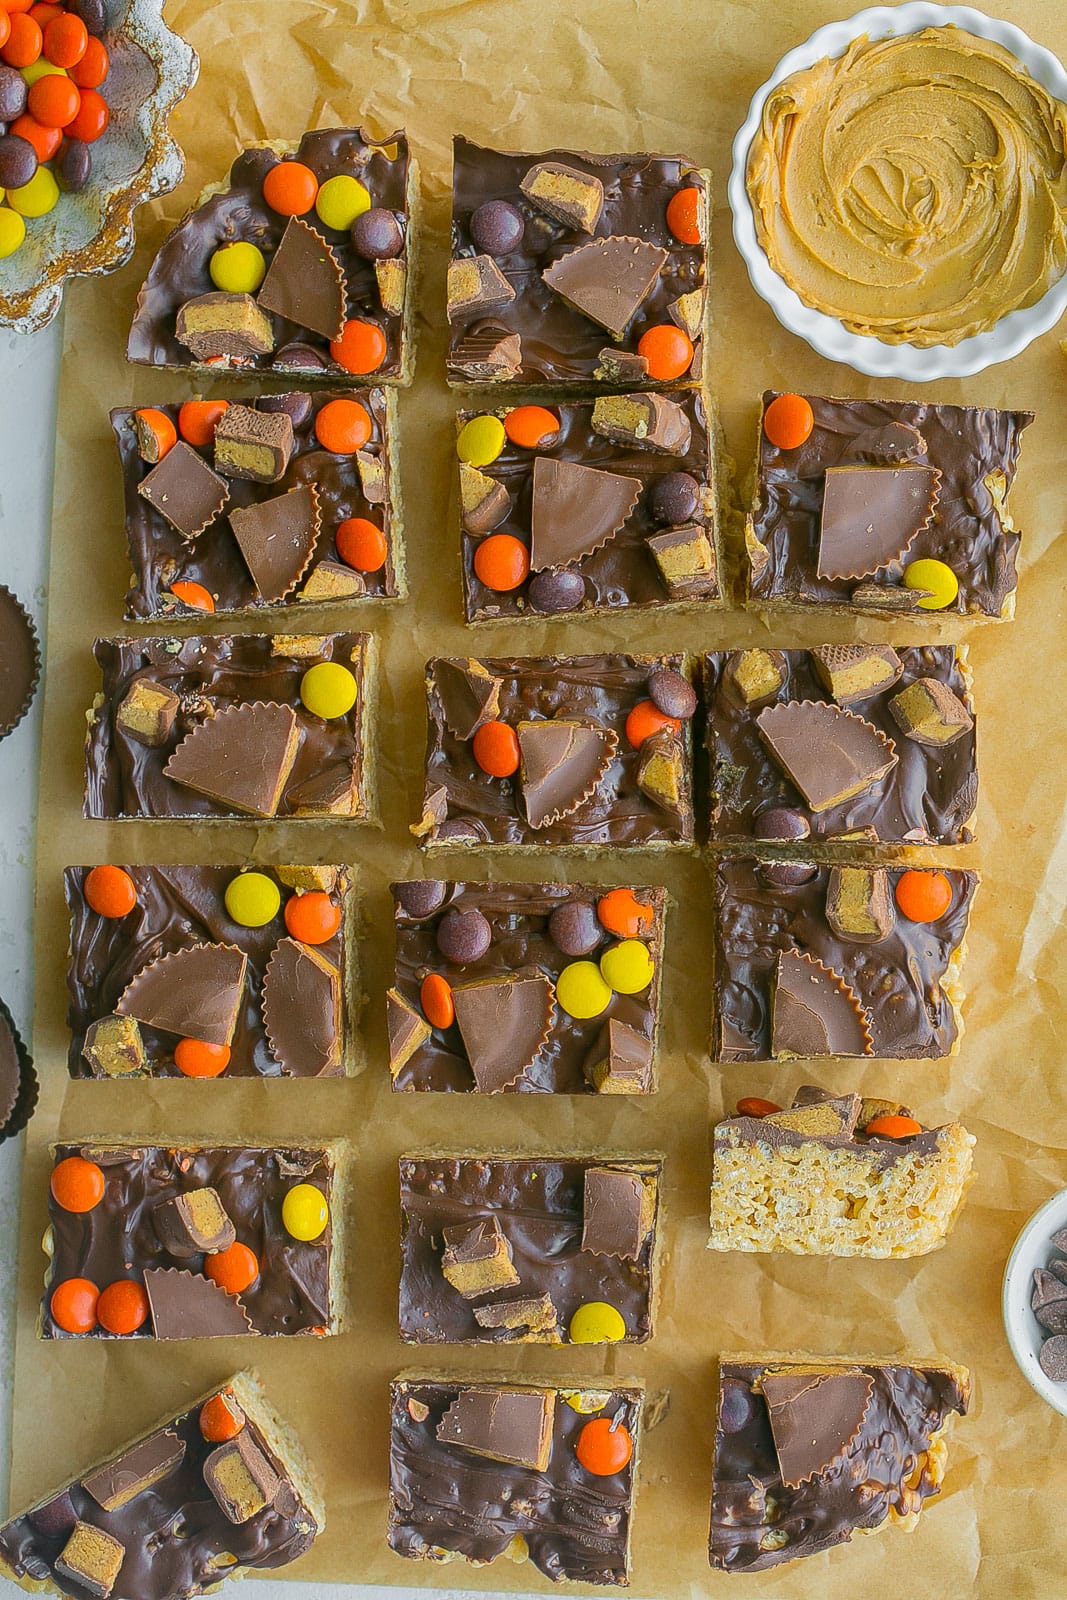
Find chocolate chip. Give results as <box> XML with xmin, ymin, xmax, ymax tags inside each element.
<box><xmin>1032</xmin><ymin>1267</ymin><xmax>1067</xmax><ymax>1310</ymax></box>
<box><xmin>70</xmin><ymin>0</ymin><xmax>106</xmax><ymax>33</ymax></box>
<box><xmin>351</xmin><ymin>207</ymin><xmax>404</xmax><ymax>261</ymax></box>
<box><xmin>0</xmin><ymin>67</ymin><xmax>27</xmax><ymax>124</ymax></box>
<box><xmin>259</xmin><ymin>391</ymin><xmax>313</xmax><ymax>428</ymax></box>
<box><xmin>1049</xmin><ymin>1259</ymin><xmax>1067</xmax><ymax>1287</ymax></box>
<box><xmin>1050</xmin><ymin>1228</ymin><xmax>1067</xmax><ymax>1252</ymax></box>
<box><xmin>470</xmin><ymin>199</ymin><xmax>525</xmax><ymax>256</ymax></box>
<box><xmin>28</xmin><ymin>1491</ymin><xmax>77</xmax><ymax>1541</ymax></box>
<box><xmin>272</xmin><ymin>342</ymin><xmax>329</xmax><ymax>371</ymax></box>
<box><xmin>396</xmin><ymin>880</ymin><xmax>449</xmax><ymax>919</ymax></box>
<box><xmin>528</xmin><ymin>568</ymin><xmax>585</xmax><ymax>614</ymax></box>
<box><xmin>548</xmin><ymin>900</ymin><xmax>602</xmax><ymax>957</ymax></box>
<box><xmin>754</xmin><ymin>806</ymin><xmax>811</xmax><ymax>842</ymax></box>
<box><xmin>719</xmin><ymin>1379</ymin><xmax>755</xmax><ymax>1434</ymax></box>
<box><xmin>648</xmin><ymin>667</ymin><xmax>696</xmax><ymax>720</ymax></box>
<box><xmin>437</xmin><ymin>908</ymin><xmax>492</xmax><ymax>964</ymax></box>
<box><xmin>1036</xmin><ymin>1301</ymin><xmax>1067</xmax><ymax>1334</ymax></box>
<box><xmin>760</xmin><ymin>860</ymin><xmax>818</xmax><ymax>888</ymax></box>
<box><xmin>648</xmin><ymin>471</ymin><xmax>700</xmax><ymax>526</ymax></box>
<box><xmin>0</xmin><ymin>134</ymin><xmax>36</xmax><ymax>191</ymax></box>
<box><xmin>1040</xmin><ymin>1334</ymin><xmax>1067</xmax><ymax>1382</ymax></box>
<box><xmin>56</xmin><ymin>140</ymin><xmax>91</xmax><ymax>193</ymax></box>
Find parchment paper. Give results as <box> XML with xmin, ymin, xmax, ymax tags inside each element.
<box><xmin>11</xmin><ymin>1</ymin><xmax>1067</xmax><ymax>1594</ymax></box>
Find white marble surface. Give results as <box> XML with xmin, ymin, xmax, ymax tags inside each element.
<box><xmin>0</xmin><ymin>323</ymin><xmax>555</xmax><ymax>1600</ymax></box>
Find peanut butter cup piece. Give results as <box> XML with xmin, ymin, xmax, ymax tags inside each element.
<box><xmin>214</xmin><ymin>403</ymin><xmax>295</xmax><ymax>484</ymax></box>
<box><xmin>530</xmin><ymin>456</ymin><xmax>641</xmax><ymax>570</ymax></box>
<box><xmin>117</xmin><ymin>943</ymin><xmax>248</xmax><ymax>1048</ymax></box>
<box><xmin>137</xmin><ymin>440</ymin><xmax>229</xmax><ymax>540</ymax></box>
<box><xmin>591</xmin><ymin>392</ymin><xmax>692</xmax><ymax>453</ymax></box>
<box><xmin>203</xmin><ymin>1430</ymin><xmax>281</xmax><ymax>1523</ymax></box>
<box><xmin>432</xmin><ymin>658</ymin><xmax>504</xmax><ymax>740</ymax></box>
<box><xmin>519</xmin><ymin>161</ymin><xmax>604</xmax><ymax>232</ymax></box>
<box><xmin>262</xmin><ymin>936</ymin><xmax>342</xmax><ymax>1078</ymax></box>
<box><xmin>175</xmin><ymin>292</ymin><xmax>275</xmax><ymax>362</ymax></box>
<box><xmin>387</xmin><ymin>987</ymin><xmax>431</xmax><ymax>1074</ymax></box>
<box><xmin>809</xmin><ymin>644</ymin><xmax>903</xmax><ymax>706</ymax></box>
<box><xmin>54</xmin><ymin>1522</ymin><xmax>125</xmax><ymax>1597</ymax></box>
<box><xmin>756</xmin><ymin>700</ymin><xmax>897</xmax><ymax>812</ymax></box>
<box><xmin>164</xmin><ymin>702</ymin><xmax>302</xmax><ymax>817</ymax></box>
<box><xmin>257</xmin><ymin>217</ymin><xmax>346</xmax><ymax>341</ymax></box>
<box><xmin>447</xmin><ymin>254</ymin><xmax>516</xmax><ymax>319</ymax></box>
<box><xmin>440</xmin><ymin>1216</ymin><xmax>519</xmax><ymax>1298</ymax></box>
<box><xmin>517</xmin><ymin>718</ymin><xmax>617</xmax><ymax>829</ymax></box>
<box><xmin>229</xmin><ymin>484</ymin><xmax>321</xmax><ymax>602</ymax></box>
<box><xmin>449</xmin><ymin>325</ymin><xmax>522</xmax><ymax>381</ymax></box>
<box><xmin>82</xmin><ymin>1431</ymin><xmax>186</xmax><ymax>1512</ymax></box>
<box><xmin>771</xmin><ymin>950</ymin><xmax>873</xmax><ymax>1059</ymax></box>
<box><xmin>451</xmin><ymin>973</ymin><xmax>555</xmax><ymax>1093</ymax></box>
<box><xmin>436</xmin><ymin>1386</ymin><xmax>555</xmax><ymax>1471</ymax></box>
<box><xmin>585</xmin><ymin>1018</ymin><xmax>653</xmax><ymax>1094</ymax></box>
<box><xmin>825</xmin><ymin>866</ymin><xmax>894</xmax><ymax>943</ymax></box>
<box><xmin>759</xmin><ymin>1368</ymin><xmax>875</xmax><ymax>1488</ymax></box>
<box><xmin>460</xmin><ymin>463</ymin><xmax>511</xmax><ymax>535</ymax></box>
<box><xmin>889</xmin><ymin>677</ymin><xmax>974</xmax><ymax>746</ymax></box>
<box><xmin>581</xmin><ymin>1167</ymin><xmax>653</xmax><ymax>1260</ymax></box>
<box><xmin>472</xmin><ymin>1294</ymin><xmax>559</xmax><ymax>1337</ymax></box>
<box><xmin>143</xmin><ymin>1268</ymin><xmax>254</xmax><ymax>1339</ymax></box>
<box><xmin>818</xmin><ymin>464</ymin><xmax>941</xmax><ymax>580</ymax></box>
<box><xmin>542</xmin><ymin>235</ymin><xmax>668</xmax><ymax>339</ymax></box>
<box><xmin>153</xmin><ymin>1188</ymin><xmax>236</xmax><ymax>1258</ymax></box>
<box><xmin>647</xmin><ymin>522</ymin><xmax>717</xmax><ymax>598</ymax></box>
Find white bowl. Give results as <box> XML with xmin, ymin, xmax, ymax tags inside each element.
<box><xmin>1002</xmin><ymin>1187</ymin><xmax>1067</xmax><ymax>1415</ymax></box>
<box><xmin>0</xmin><ymin>0</ymin><xmax>198</xmax><ymax>334</ymax></box>
<box><xmin>728</xmin><ymin>3</ymin><xmax>1067</xmax><ymax>381</ymax></box>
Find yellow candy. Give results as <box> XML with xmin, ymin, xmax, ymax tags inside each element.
<box><xmin>209</xmin><ymin>241</ymin><xmax>266</xmax><ymax>294</ymax></box>
<box><xmin>224</xmin><ymin>871</ymin><xmax>281</xmax><ymax>928</ymax></box>
<box><xmin>569</xmin><ymin>1302</ymin><xmax>626</xmax><ymax>1344</ymax></box>
<box><xmin>22</xmin><ymin>60</ymin><xmax>67</xmax><ymax>86</ymax></box>
<box><xmin>556</xmin><ymin>960</ymin><xmax>612</xmax><ymax>1020</ymax></box>
<box><xmin>903</xmin><ymin>558</ymin><xmax>959</xmax><ymax>611</ymax></box>
<box><xmin>457</xmin><ymin>414</ymin><xmax>506</xmax><ymax>468</ymax></box>
<box><xmin>600</xmin><ymin>939</ymin><xmax>654</xmax><ymax>994</ymax></box>
<box><xmin>282</xmin><ymin>1183</ymin><xmax>330</xmax><ymax>1241</ymax></box>
<box><xmin>8</xmin><ymin>167</ymin><xmax>59</xmax><ymax>219</ymax></box>
<box><xmin>315</xmin><ymin>174</ymin><xmax>371</xmax><ymax>231</ymax></box>
<box><xmin>300</xmin><ymin>661</ymin><xmax>358</xmax><ymax>719</ymax></box>
<box><xmin>0</xmin><ymin>208</ymin><xmax>26</xmax><ymax>259</ymax></box>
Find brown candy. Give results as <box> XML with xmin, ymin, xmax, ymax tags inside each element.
<box><xmin>591</xmin><ymin>392</ymin><xmax>692</xmax><ymax>454</ymax></box>
<box><xmin>175</xmin><ymin>292</ymin><xmax>275</xmax><ymax>362</ymax></box>
<box><xmin>451</xmin><ymin>973</ymin><xmax>555</xmax><ymax>1093</ymax></box>
<box><xmin>257</xmin><ymin>217</ymin><xmax>346</xmax><ymax>341</ymax></box>
<box><xmin>809</xmin><ymin>645</ymin><xmax>903</xmax><ymax>706</ymax></box>
<box><xmin>520</xmin><ymin>161</ymin><xmax>604</xmax><ymax>232</ymax></box>
<box><xmin>517</xmin><ymin>718</ymin><xmax>617</xmax><ymax>829</ymax></box>
<box><xmin>756</xmin><ymin>700</ymin><xmax>897</xmax><ymax>812</ymax></box>
<box><xmin>164</xmin><ymin>702</ymin><xmax>302</xmax><ymax>817</ymax></box>
<box><xmin>889</xmin><ymin>677</ymin><xmax>974</xmax><ymax>746</ymax></box>
<box><xmin>440</xmin><ymin>1215</ymin><xmax>519</xmax><ymax>1298</ymax></box>
<box><xmin>116</xmin><ymin>678</ymin><xmax>180</xmax><ymax>748</ymax></box>
<box><xmin>137</xmin><ymin>441</ymin><xmax>230</xmax><ymax>541</ymax></box>
<box><xmin>459</xmin><ymin>462</ymin><xmax>510</xmax><ymax>534</ymax></box>
<box><xmin>436</xmin><ymin>1386</ymin><xmax>555</xmax><ymax>1471</ymax></box>
<box><xmin>203</xmin><ymin>1430</ymin><xmax>281</xmax><ymax>1524</ymax></box>
<box><xmin>530</xmin><ymin>455</ymin><xmax>640</xmax><ymax>570</ymax></box>
<box><xmin>542</xmin><ymin>235</ymin><xmax>668</xmax><ymax>339</ymax></box>
<box><xmin>152</xmin><ymin>1187</ymin><xmax>236</xmax><ymax>1258</ymax></box>
<box><xmin>817</xmin><ymin>464</ymin><xmax>942</xmax><ymax>580</ymax></box>
<box><xmin>647</xmin><ymin>522</ymin><xmax>717</xmax><ymax>598</ymax></box>
<box><xmin>214</xmin><ymin>403</ymin><xmax>294</xmax><ymax>484</ymax></box>
<box><xmin>825</xmin><ymin>866</ymin><xmax>894</xmax><ymax>944</ymax></box>
<box><xmin>82</xmin><ymin>1431</ymin><xmax>186</xmax><ymax>1512</ymax></box>
<box><xmin>449</xmin><ymin>326</ymin><xmax>523</xmax><ymax>381</ymax></box>
<box><xmin>447</xmin><ymin>254</ymin><xmax>516</xmax><ymax>319</ymax></box>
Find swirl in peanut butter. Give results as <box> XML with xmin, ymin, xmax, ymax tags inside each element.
<box><xmin>746</xmin><ymin>27</ymin><xmax>1067</xmax><ymax>346</ymax></box>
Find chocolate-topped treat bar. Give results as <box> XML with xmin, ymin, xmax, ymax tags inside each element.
<box><xmin>84</xmin><ymin>632</ymin><xmax>373</xmax><ymax>821</ymax></box>
<box><xmin>710</xmin><ymin>1356</ymin><xmax>970</xmax><ymax>1571</ymax></box>
<box><xmin>709</xmin><ymin>1086</ymin><xmax>975</xmax><ymax>1257</ymax></box>
<box><xmin>113</xmin><ymin>389</ymin><xmax>403</xmax><ymax>617</ymax></box>
<box><xmin>457</xmin><ymin>393</ymin><xmax>721</xmax><ymax>619</ymax></box>
<box><xmin>42</xmin><ymin>1142</ymin><xmax>342</xmax><ymax>1340</ymax></box>
<box><xmin>415</xmin><ymin>654</ymin><xmax>697</xmax><ymax>849</ymax></box>
<box><xmin>705</xmin><ymin>645</ymin><xmax>977</xmax><ymax>848</ymax></box>
<box><xmin>0</xmin><ymin>1371</ymin><xmax>322</xmax><ymax>1600</ymax></box>
<box><xmin>713</xmin><ymin>858</ymin><xmax>977</xmax><ymax>1062</ymax></box>
<box><xmin>389</xmin><ymin>880</ymin><xmax>666</xmax><ymax>1094</ymax></box>
<box><xmin>399</xmin><ymin>1155</ymin><xmax>660</xmax><ymax>1344</ymax></box>
<box><xmin>448</xmin><ymin>136</ymin><xmax>709</xmax><ymax>388</ymax></box>
<box><xmin>746</xmin><ymin>391</ymin><xmax>1033</xmax><ymax>620</ymax></box>
<box><xmin>128</xmin><ymin>129</ymin><xmax>418</xmax><ymax>384</ymax></box>
<box><xmin>65</xmin><ymin>864</ymin><xmax>354</xmax><ymax>1080</ymax></box>
<box><xmin>390</xmin><ymin>1377</ymin><xmax>642</xmax><ymax>1585</ymax></box>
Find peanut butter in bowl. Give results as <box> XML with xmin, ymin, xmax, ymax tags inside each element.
<box><xmin>746</xmin><ymin>25</ymin><xmax>1067</xmax><ymax>346</ymax></box>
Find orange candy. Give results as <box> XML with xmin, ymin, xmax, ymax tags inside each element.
<box><xmin>420</xmin><ymin>972</ymin><xmax>455</xmax><ymax>1030</ymax></box>
<box><xmin>170</xmin><ymin>580</ymin><xmax>215</xmax><ymax>612</ymax></box>
<box><xmin>3</xmin><ymin>1</ymin><xmax>37</xmax><ymax>14</ymax></box>
<box><xmin>50</xmin><ymin>1277</ymin><xmax>98</xmax><ymax>1334</ymax></box>
<box><xmin>30</xmin><ymin>3</ymin><xmax>62</xmax><ymax>27</ymax></box>
<box><xmin>27</xmin><ymin>72</ymin><xmax>80</xmax><ymax>128</ymax></box>
<box><xmin>10</xmin><ymin>111</ymin><xmax>60</xmax><ymax>160</ymax></box>
<box><xmin>471</xmin><ymin>719</ymin><xmax>520</xmax><ymax>778</ymax></box>
<box><xmin>336</xmin><ymin>516</ymin><xmax>388</xmax><ymax>573</ymax></box>
<box><xmin>205</xmin><ymin>1241</ymin><xmax>259</xmax><ymax>1295</ymax></box>
<box><xmin>329</xmin><ymin>318</ymin><xmax>387</xmax><ymax>375</ymax></box>
<box><xmin>200</xmin><ymin>1391</ymin><xmax>245</xmax><ymax>1442</ymax></box>
<box><xmin>895</xmin><ymin>869</ymin><xmax>952</xmax><ymax>923</ymax></box>
<box><xmin>575</xmin><ymin>1417</ymin><xmax>633</xmax><ymax>1476</ymax></box>
<box><xmin>504</xmin><ymin>405</ymin><xmax>559</xmax><ymax>449</ymax></box>
<box><xmin>636</xmin><ymin>324</ymin><xmax>693</xmax><ymax>381</ymax></box>
<box><xmin>84</xmin><ymin>863</ymin><xmax>136</xmax><ymax>918</ymax></box>
<box><xmin>173</xmin><ymin>1038</ymin><xmax>230</xmax><ymax>1078</ymax></box>
<box><xmin>666</xmin><ymin>186</ymin><xmax>702</xmax><ymax>244</ymax></box>
<box><xmin>625</xmin><ymin>699</ymin><xmax>680</xmax><ymax>749</ymax></box>
<box><xmin>865</xmin><ymin>1114</ymin><xmax>923</xmax><ymax>1139</ymax></box>
<box><xmin>68</xmin><ymin>33</ymin><xmax>107</xmax><ymax>88</ymax></box>
<box><xmin>314</xmin><ymin>398</ymin><xmax>372</xmax><ymax>453</ymax></box>
<box><xmin>473</xmin><ymin>532</ymin><xmax>529</xmax><ymax>592</ymax></box>
<box><xmin>0</xmin><ymin>13</ymin><xmax>8</xmax><ymax>48</ymax></box>
<box><xmin>1</xmin><ymin>13</ymin><xmax>42</xmax><ymax>67</ymax></box>
<box><xmin>50</xmin><ymin>1155</ymin><xmax>105</xmax><ymax>1213</ymax></box>
<box><xmin>43</xmin><ymin>12</ymin><xmax>87</xmax><ymax>67</ymax></box>
<box><xmin>284</xmin><ymin>891</ymin><xmax>341</xmax><ymax>945</ymax></box>
<box><xmin>65</xmin><ymin>83</ymin><xmax>106</xmax><ymax>141</ymax></box>
<box><xmin>262</xmin><ymin>159</ymin><xmax>318</xmax><ymax>216</ymax></box>
<box><xmin>597</xmin><ymin>888</ymin><xmax>654</xmax><ymax>939</ymax></box>
<box><xmin>178</xmin><ymin>399</ymin><xmax>228</xmax><ymax>446</ymax></box>
<box><xmin>134</xmin><ymin>407</ymin><xmax>177</xmax><ymax>461</ymax></box>
<box><xmin>96</xmin><ymin>1279</ymin><xmax>150</xmax><ymax>1336</ymax></box>
<box><xmin>736</xmin><ymin>1097</ymin><xmax>783</xmax><ymax>1118</ymax></box>
<box><xmin>763</xmin><ymin>393</ymin><xmax>814</xmax><ymax>451</ymax></box>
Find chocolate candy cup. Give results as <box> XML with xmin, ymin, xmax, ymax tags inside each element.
<box><xmin>0</xmin><ymin>993</ymin><xmax>37</xmax><ymax>1142</ymax></box>
<box><xmin>0</xmin><ymin>586</ymin><xmax>40</xmax><ymax>742</ymax></box>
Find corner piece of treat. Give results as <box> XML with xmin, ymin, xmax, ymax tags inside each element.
<box><xmin>709</xmin><ymin>1086</ymin><xmax>975</xmax><ymax>1257</ymax></box>
<box><xmin>709</xmin><ymin>1354</ymin><xmax>970</xmax><ymax>1571</ymax></box>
